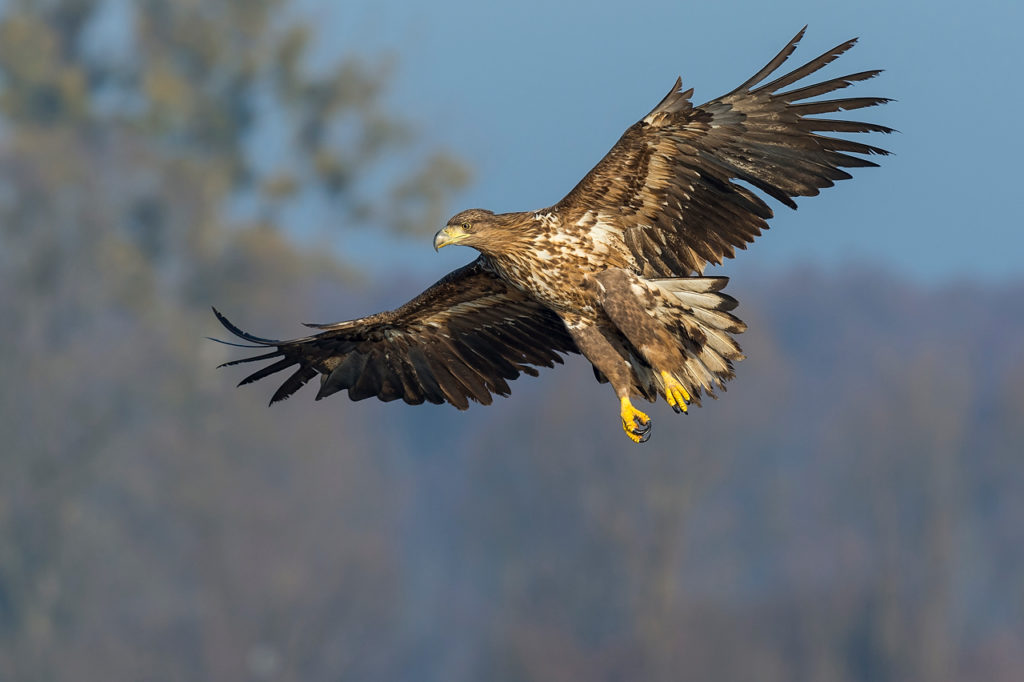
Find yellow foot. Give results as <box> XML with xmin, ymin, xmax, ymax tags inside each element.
<box><xmin>620</xmin><ymin>396</ymin><xmax>652</xmax><ymax>443</ymax></box>
<box><xmin>661</xmin><ymin>371</ymin><xmax>691</xmax><ymax>414</ymax></box>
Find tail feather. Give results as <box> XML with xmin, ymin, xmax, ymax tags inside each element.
<box><xmin>650</xmin><ymin>276</ymin><xmax>747</xmax><ymax>399</ymax></box>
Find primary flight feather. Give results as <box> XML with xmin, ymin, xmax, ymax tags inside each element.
<box><xmin>214</xmin><ymin>28</ymin><xmax>892</xmax><ymax>443</ymax></box>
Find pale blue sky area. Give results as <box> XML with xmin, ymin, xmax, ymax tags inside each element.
<box><xmin>301</xmin><ymin>0</ymin><xmax>1023</xmax><ymax>283</ymax></box>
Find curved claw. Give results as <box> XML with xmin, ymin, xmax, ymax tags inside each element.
<box><xmin>620</xmin><ymin>397</ymin><xmax>652</xmax><ymax>444</ymax></box>
<box><xmin>633</xmin><ymin>415</ymin><xmax>652</xmax><ymax>442</ymax></box>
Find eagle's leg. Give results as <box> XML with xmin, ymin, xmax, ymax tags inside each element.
<box><xmin>593</xmin><ymin>269</ymin><xmax>692</xmax><ymax>414</ymax></box>
<box><xmin>563</xmin><ymin>314</ymin><xmax>651</xmax><ymax>444</ymax></box>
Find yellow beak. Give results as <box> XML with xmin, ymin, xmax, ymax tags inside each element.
<box><xmin>433</xmin><ymin>225</ymin><xmax>468</xmax><ymax>251</ymax></box>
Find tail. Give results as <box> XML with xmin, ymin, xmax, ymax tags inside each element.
<box><xmin>650</xmin><ymin>276</ymin><xmax>747</xmax><ymax>402</ymax></box>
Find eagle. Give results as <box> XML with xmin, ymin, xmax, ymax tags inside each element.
<box><xmin>214</xmin><ymin>28</ymin><xmax>891</xmax><ymax>443</ymax></box>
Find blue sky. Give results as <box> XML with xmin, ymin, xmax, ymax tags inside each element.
<box><xmin>303</xmin><ymin>0</ymin><xmax>1023</xmax><ymax>283</ymax></box>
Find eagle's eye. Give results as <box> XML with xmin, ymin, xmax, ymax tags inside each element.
<box><xmin>461</xmin><ymin>222</ymin><xmax>472</xmax><ymax>231</ymax></box>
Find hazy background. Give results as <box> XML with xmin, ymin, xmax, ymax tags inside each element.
<box><xmin>1</xmin><ymin>1</ymin><xmax>1022</xmax><ymax>681</ymax></box>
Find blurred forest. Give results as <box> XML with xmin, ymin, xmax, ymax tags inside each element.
<box><xmin>1</xmin><ymin>1</ymin><xmax>1022</xmax><ymax>681</ymax></box>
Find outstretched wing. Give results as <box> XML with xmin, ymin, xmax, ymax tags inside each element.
<box><xmin>553</xmin><ymin>27</ymin><xmax>893</xmax><ymax>277</ymax></box>
<box><xmin>213</xmin><ymin>259</ymin><xmax>578</xmax><ymax>409</ymax></box>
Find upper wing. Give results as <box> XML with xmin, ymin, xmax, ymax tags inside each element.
<box><xmin>213</xmin><ymin>259</ymin><xmax>578</xmax><ymax>409</ymax></box>
<box><xmin>553</xmin><ymin>27</ymin><xmax>893</xmax><ymax>276</ymax></box>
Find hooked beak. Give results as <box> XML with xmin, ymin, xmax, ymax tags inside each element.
<box><xmin>433</xmin><ymin>225</ymin><xmax>468</xmax><ymax>251</ymax></box>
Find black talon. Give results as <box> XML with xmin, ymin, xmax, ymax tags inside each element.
<box><xmin>671</xmin><ymin>403</ymin><xmax>681</xmax><ymax>414</ymax></box>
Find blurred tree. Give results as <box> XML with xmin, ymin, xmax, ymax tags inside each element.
<box><xmin>0</xmin><ymin>0</ymin><xmax>465</xmax><ymax>680</ymax></box>
<box><xmin>0</xmin><ymin>0</ymin><xmax>468</xmax><ymax>235</ymax></box>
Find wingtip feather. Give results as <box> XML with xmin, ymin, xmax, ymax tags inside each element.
<box><xmin>732</xmin><ymin>25</ymin><xmax>808</xmax><ymax>93</ymax></box>
<box><xmin>211</xmin><ymin>307</ymin><xmax>282</xmax><ymax>345</ymax></box>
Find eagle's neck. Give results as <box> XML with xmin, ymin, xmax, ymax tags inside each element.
<box><xmin>478</xmin><ymin>211</ymin><xmax>546</xmax><ymax>258</ymax></box>
<box><xmin>497</xmin><ymin>210</ymin><xmax>546</xmax><ymax>234</ymax></box>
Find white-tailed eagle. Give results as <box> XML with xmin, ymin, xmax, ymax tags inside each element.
<box><xmin>214</xmin><ymin>28</ymin><xmax>891</xmax><ymax>443</ymax></box>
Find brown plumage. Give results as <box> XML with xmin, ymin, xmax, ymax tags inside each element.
<box><xmin>214</xmin><ymin>260</ymin><xmax>576</xmax><ymax>409</ymax></box>
<box><xmin>214</xmin><ymin>28</ymin><xmax>891</xmax><ymax>443</ymax></box>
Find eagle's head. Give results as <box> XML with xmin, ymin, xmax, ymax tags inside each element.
<box><xmin>434</xmin><ymin>208</ymin><xmax>502</xmax><ymax>254</ymax></box>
